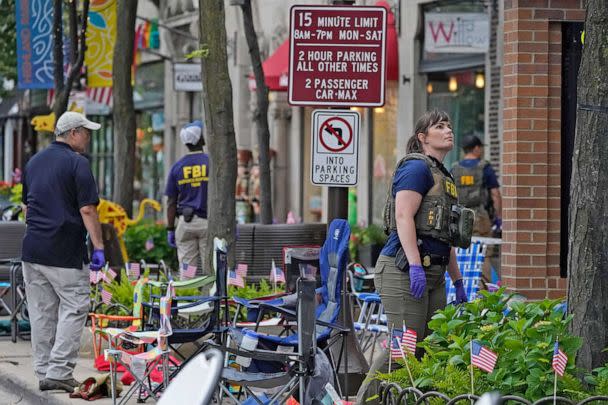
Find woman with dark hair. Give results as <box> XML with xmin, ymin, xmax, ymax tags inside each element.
<box><xmin>357</xmin><ymin>110</ymin><xmax>469</xmax><ymax>403</ymax></box>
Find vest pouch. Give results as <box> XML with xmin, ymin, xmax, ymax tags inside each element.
<box><xmin>181</xmin><ymin>206</ymin><xmax>195</xmax><ymax>223</ymax></box>
<box><xmin>451</xmin><ymin>205</ymin><xmax>474</xmax><ymax>248</ymax></box>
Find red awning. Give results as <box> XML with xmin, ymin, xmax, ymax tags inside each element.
<box><xmin>250</xmin><ymin>3</ymin><xmax>398</xmax><ymax>92</ymax></box>
<box><xmin>249</xmin><ymin>40</ymin><xmax>289</xmax><ymax>92</ymax></box>
<box><xmin>376</xmin><ymin>0</ymin><xmax>399</xmax><ymax>81</ymax></box>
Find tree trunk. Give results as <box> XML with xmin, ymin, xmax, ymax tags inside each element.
<box><xmin>52</xmin><ymin>0</ymin><xmax>89</xmax><ymax>119</ymax></box>
<box><xmin>199</xmin><ymin>0</ymin><xmax>237</xmax><ymax>269</ymax></box>
<box><xmin>112</xmin><ymin>0</ymin><xmax>138</xmax><ymax>217</ymax></box>
<box><xmin>240</xmin><ymin>0</ymin><xmax>273</xmax><ymax>224</ymax></box>
<box><xmin>567</xmin><ymin>0</ymin><xmax>608</xmax><ymax>372</ymax></box>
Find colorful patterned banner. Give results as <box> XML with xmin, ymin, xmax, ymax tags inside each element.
<box><xmin>85</xmin><ymin>0</ymin><xmax>116</xmax><ymax>88</ymax></box>
<box><xmin>15</xmin><ymin>0</ymin><xmax>54</xmax><ymax>89</ymax></box>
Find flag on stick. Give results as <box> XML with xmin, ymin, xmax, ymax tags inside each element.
<box><xmin>90</xmin><ymin>270</ymin><xmax>101</xmax><ymax>284</ymax></box>
<box><xmin>101</xmin><ymin>288</ymin><xmax>113</xmax><ymax>305</ymax></box>
<box><xmin>471</xmin><ymin>341</ymin><xmax>498</xmax><ymax>373</ymax></box>
<box><xmin>389</xmin><ymin>327</ymin><xmax>417</xmax><ymax>359</ymax></box>
<box><xmin>179</xmin><ymin>263</ymin><xmax>197</xmax><ymax>280</ymax></box>
<box><xmin>552</xmin><ymin>342</ymin><xmax>567</xmax><ymax>377</ymax></box>
<box><xmin>127</xmin><ymin>263</ymin><xmax>140</xmax><ymax>279</ymax></box>
<box><xmin>106</xmin><ymin>267</ymin><xmax>117</xmax><ymax>281</ymax></box>
<box><xmin>228</xmin><ymin>270</ymin><xmax>245</xmax><ymax>288</ymax></box>
<box><xmin>270</xmin><ymin>260</ymin><xmax>285</xmax><ymax>283</ymax></box>
<box><xmin>145</xmin><ymin>238</ymin><xmax>155</xmax><ymax>251</ymax></box>
<box><xmin>236</xmin><ymin>263</ymin><xmax>248</xmax><ymax>279</ymax></box>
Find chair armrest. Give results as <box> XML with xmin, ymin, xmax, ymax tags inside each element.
<box><xmin>257</xmin><ymin>303</ymin><xmax>296</xmax><ymax>319</ymax></box>
<box><xmin>207</xmin><ymin>340</ymin><xmax>296</xmax><ymax>363</ymax></box>
<box><xmin>89</xmin><ymin>313</ymin><xmax>139</xmax><ymax>322</ymax></box>
<box><xmin>316</xmin><ymin>319</ymin><xmax>349</xmax><ymax>333</ymax></box>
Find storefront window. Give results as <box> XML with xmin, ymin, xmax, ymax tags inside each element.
<box><xmin>371</xmin><ymin>82</ymin><xmax>398</xmax><ymax>226</ymax></box>
<box><xmin>427</xmin><ymin>69</ymin><xmax>485</xmax><ymax>168</ymax></box>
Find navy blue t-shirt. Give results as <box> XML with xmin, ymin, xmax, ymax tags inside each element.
<box><xmin>21</xmin><ymin>142</ymin><xmax>100</xmax><ymax>269</ymax></box>
<box><xmin>455</xmin><ymin>159</ymin><xmax>500</xmax><ymax>189</ymax></box>
<box><xmin>381</xmin><ymin>159</ymin><xmax>451</xmax><ymax>258</ymax></box>
<box><xmin>164</xmin><ymin>152</ymin><xmax>209</xmax><ymax>218</ymax></box>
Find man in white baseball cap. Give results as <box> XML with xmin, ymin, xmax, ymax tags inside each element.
<box><xmin>21</xmin><ymin>111</ymin><xmax>105</xmax><ymax>392</ymax></box>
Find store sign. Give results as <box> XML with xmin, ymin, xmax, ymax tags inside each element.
<box><xmin>311</xmin><ymin>110</ymin><xmax>360</xmax><ymax>187</ymax></box>
<box><xmin>289</xmin><ymin>6</ymin><xmax>387</xmax><ymax>107</ymax></box>
<box><xmin>424</xmin><ymin>13</ymin><xmax>489</xmax><ymax>54</ymax></box>
<box><xmin>174</xmin><ymin>63</ymin><xmax>202</xmax><ymax>92</ymax></box>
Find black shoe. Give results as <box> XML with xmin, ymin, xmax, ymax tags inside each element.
<box><xmin>39</xmin><ymin>378</ymin><xmax>76</xmax><ymax>393</ymax></box>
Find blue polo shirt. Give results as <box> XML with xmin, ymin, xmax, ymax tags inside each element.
<box><xmin>21</xmin><ymin>141</ymin><xmax>100</xmax><ymax>269</ymax></box>
<box><xmin>165</xmin><ymin>152</ymin><xmax>209</xmax><ymax>218</ymax></box>
<box><xmin>381</xmin><ymin>158</ymin><xmax>451</xmax><ymax>258</ymax></box>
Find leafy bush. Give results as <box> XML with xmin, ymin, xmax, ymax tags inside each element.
<box><xmin>124</xmin><ymin>220</ymin><xmax>178</xmax><ymax>271</ymax></box>
<box><xmin>374</xmin><ymin>289</ymin><xmax>608</xmax><ymax>401</ymax></box>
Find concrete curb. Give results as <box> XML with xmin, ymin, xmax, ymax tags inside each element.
<box><xmin>0</xmin><ymin>364</ymin><xmax>68</xmax><ymax>405</ymax></box>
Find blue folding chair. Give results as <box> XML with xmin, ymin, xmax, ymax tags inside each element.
<box><xmin>445</xmin><ymin>241</ymin><xmax>486</xmax><ymax>303</ymax></box>
<box><xmin>222</xmin><ymin>220</ymin><xmax>352</xmax><ymax>399</ymax></box>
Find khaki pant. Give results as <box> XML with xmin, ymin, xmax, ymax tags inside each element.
<box><xmin>22</xmin><ymin>262</ymin><xmax>89</xmax><ymax>381</ymax></box>
<box><xmin>356</xmin><ymin>255</ymin><xmax>447</xmax><ymax>404</ymax></box>
<box><xmin>176</xmin><ymin>215</ymin><xmax>208</xmax><ymax>275</ymax></box>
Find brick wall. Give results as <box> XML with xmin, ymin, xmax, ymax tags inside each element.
<box><xmin>502</xmin><ymin>0</ymin><xmax>585</xmax><ymax>299</ymax></box>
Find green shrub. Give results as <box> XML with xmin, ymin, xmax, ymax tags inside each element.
<box><xmin>124</xmin><ymin>220</ymin><xmax>178</xmax><ymax>270</ymax></box>
<box><xmin>375</xmin><ymin>289</ymin><xmax>601</xmax><ymax>401</ymax></box>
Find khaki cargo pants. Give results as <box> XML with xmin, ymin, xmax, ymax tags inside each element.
<box><xmin>176</xmin><ymin>215</ymin><xmax>208</xmax><ymax>276</ymax></box>
<box><xmin>356</xmin><ymin>254</ymin><xmax>446</xmax><ymax>404</ymax></box>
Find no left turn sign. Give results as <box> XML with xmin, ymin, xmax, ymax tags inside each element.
<box><xmin>311</xmin><ymin>110</ymin><xmax>360</xmax><ymax>187</ymax></box>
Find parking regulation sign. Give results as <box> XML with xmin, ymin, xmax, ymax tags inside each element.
<box><xmin>311</xmin><ymin>109</ymin><xmax>360</xmax><ymax>187</ymax></box>
<box><xmin>289</xmin><ymin>6</ymin><xmax>387</xmax><ymax>107</ymax></box>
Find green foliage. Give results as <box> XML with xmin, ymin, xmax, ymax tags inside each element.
<box><xmin>9</xmin><ymin>183</ymin><xmax>21</xmax><ymax>205</ymax></box>
<box><xmin>349</xmin><ymin>224</ymin><xmax>387</xmax><ymax>261</ymax></box>
<box><xmin>228</xmin><ymin>279</ymin><xmax>280</xmax><ymax>300</ymax></box>
<box><xmin>124</xmin><ymin>221</ymin><xmax>178</xmax><ymax>270</ymax></box>
<box><xmin>0</xmin><ymin>0</ymin><xmax>16</xmax><ymax>98</ymax></box>
<box><xmin>185</xmin><ymin>45</ymin><xmax>209</xmax><ymax>60</ymax></box>
<box><xmin>376</xmin><ymin>289</ymin><xmax>604</xmax><ymax>401</ymax></box>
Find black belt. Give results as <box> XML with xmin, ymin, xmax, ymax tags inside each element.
<box><xmin>421</xmin><ymin>253</ymin><xmax>450</xmax><ymax>267</ymax></box>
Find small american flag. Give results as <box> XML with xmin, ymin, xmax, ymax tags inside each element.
<box><xmin>89</xmin><ymin>270</ymin><xmax>101</xmax><ymax>284</ymax></box>
<box><xmin>389</xmin><ymin>328</ymin><xmax>417</xmax><ymax>359</ymax></box>
<box><xmin>301</xmin><ymin>264</ymin><xmax>318</xmax><ymax>279</ymax></box>
<box><xmin>145</xmin><ymin>238</ymin><xmax>155</xmax><ymax>251</ymax></box>
<box><xmin>179</xmin><ymin>263</ymin><xmax>197</xmax><ymax>280</ymax></box>
<box><xmin>270</xmin><ymin>263</ymin><xmax>285</xmax><ymax>284</ymax></box>
<box><xmin>552</xmin><ymin>342</ymin><xmax>567</xmax><ymax>377</ymax></box>
<box><xmin>236</xmin><ymin>263</ymin><xmax>248</xmax><ymax>279</ymax></box>
<box><xmin>228</xmin><ymin>270</ymin><xmax>244</xmax><ymax>288</ymax></box>
<box><xmin>101</xmin><ymin>288</ymin><xmax>113</xmax><ymax>305</ymax></box>
<box><xmin>106</xmin><ymin>267</ymin><xmax>117</xmax><ymax>281</ymax></box>
<box><xmin>471</xmin><ymin>341</ymin><xmax>498</xmax><ymax>373</ymax></box>
<box><xmin>127</xmin><ymin>263</ymin><xmax>140</xmax><ymax>279</ymax></box>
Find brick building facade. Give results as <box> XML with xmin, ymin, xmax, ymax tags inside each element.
<box><xmin>502</xmin><ymin>0</ymin><xmax>586</xmax><ymax>299</ymax></box>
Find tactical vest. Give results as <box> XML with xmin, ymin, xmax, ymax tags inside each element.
<box><xmin>451</xmin><ymin>160</ymin><xmax>490</xmax><ymax>211</ymax></box>
<box><xmin>383</xmin><ymin>153</ymin><xmax>474</xmax><ymax>248</ymax></box>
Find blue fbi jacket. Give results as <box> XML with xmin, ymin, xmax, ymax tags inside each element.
<box><xmin>165</xmin><ymin>152</ymin><xmax>209</xmax><ymax>218</ymax></box>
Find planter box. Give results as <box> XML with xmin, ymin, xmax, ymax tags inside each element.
<box><xmin>358</xmin><ymin>243</ymin><xmax>383</xmax><ymax>269</ymax></box>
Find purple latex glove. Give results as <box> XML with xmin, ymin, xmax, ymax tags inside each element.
<box><xmin>409</xmin><ymin>264</ymin><xmax>426</xmax><ymax>299</ymax></box>
<box><xmin>90</xmin><ymin>249</ymin><xmax>105</xmax><ymax>271</ymax></box>
<box><xmin>492</xmin><ymin>217</ymin><xmax>502</xmax><ymax>231</ymax></box>
<box><xmin>454</xmin><ymin>279</ymin><xmax>468</xmax><ymax>304</ymax></box>
<box><xmin>167</xmin><ymin>230</ymin><xmax>176</xmax><ymax>248</ymax></box>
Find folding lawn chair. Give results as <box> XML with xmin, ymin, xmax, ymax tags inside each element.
<box><xmin>226</xmin><ymin>219</ymin><xmax>356</xmax><ymax>397</ymax></box>
<box><xmin>213</xmin><ymin>278</ymin><xmax>318</xmax><ymax>404</ymax></box>
<box><xmin>0</xmin><ymin>259</ymin><xmax>29</xmax><ymax>342</ymax></box>
<box><xmin>445</xmin><ymin>241</ymin><xmax>486</xmax><ymax>303</ymax></box>
<box><xmin>105</xmin><ymin>281</ymin><xmax>175</xmax><ymax>404</ymax></box>
<box><xmin>90</xmin><ymin>276</ymin><xmax>149</xmax><ymax>366</ymax></box>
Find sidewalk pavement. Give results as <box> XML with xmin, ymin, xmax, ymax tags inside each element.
<box><xmin>0</xmin><ymin>325</ymin><xmax>138</xmax><ymax>405</ymax></box>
